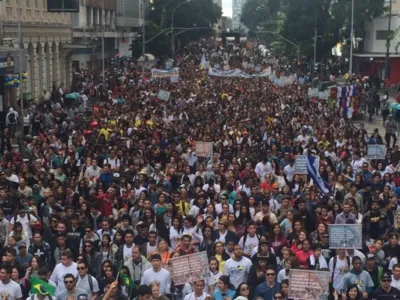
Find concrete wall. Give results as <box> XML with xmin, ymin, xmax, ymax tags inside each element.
<box><xmin>364</xmin><ymin>15</ymin><xmax>400</xmax><ymax>53</ymax></box>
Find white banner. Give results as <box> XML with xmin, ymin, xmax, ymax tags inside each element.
<box><xmin>208</xmin><ymin>66</ymin><xmax>272</xmax><ymax>79</ymax></box>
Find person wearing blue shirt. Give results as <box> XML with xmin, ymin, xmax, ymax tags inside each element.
<box><xmin>254</xmin><ymin>267</ymin><xmax>281</xmax><ymax>300</ymax></box>
<box><xmin>213</xmin><ymin>275</ymin><xmax>236</xmax><ymax>300</ymax></box>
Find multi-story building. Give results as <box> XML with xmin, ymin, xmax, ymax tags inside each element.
<box><xmin>232</xmin><ymin>0</ymin><xmax>246</xmax><ymax>30</ymax></box>
<box><xmin>0</xmin><ymin>0</ymin><xmax>74</xmax><ymax>101</ymax></box>
<box><xmin>355</xmin><ymin>0</ymin><xmax>400</xmax><ymax>84</ymax></box>
<box><xmin>70</xmin><ymin>0</ymin><xmax>138</xmax><ymax>70</ymax></box>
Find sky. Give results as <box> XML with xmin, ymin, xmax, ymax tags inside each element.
<box><xmin>222</xmin><ymin>0</ymin><xmax>232</xmax><ymax>17</ymax></box>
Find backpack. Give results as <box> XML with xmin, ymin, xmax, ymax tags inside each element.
<box><xmin>76</xmin><ymin>275</ymin><xmax>94</xmax><ymax>292</ymax></box>
<box><xmin>8</xmin><ymin>113</ymin><xmax>16</xmax><ymax>124</ymax></box>
<box><xmin>331</xmin><ymin>255</ymin><xmax>351</xmax><ymax>283</ymax></box>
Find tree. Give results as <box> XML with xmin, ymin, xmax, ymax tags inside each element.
<box><xmin>130</xmin><ymin>22</ymin><xmax>170</xmax><ymax>58</ymax></box>
<box><xmin>243</xmin><ymin>0</ymin><xmax>386</xmax><ymax>60</ymax></box>
<box><xmin>149</xmin><ymin>0</ymin><xmax>221</xmax><ymax>33</ymax></box>
<box><xmin>240</xmin><ymin>0</ymin><xmax>280</xmax><ymax>31</ymax></box>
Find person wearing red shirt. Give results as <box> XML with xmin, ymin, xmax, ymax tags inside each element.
<box><xmin>316</xmin><ymin>205</ymin><xmax>334</xmax><ymax>227</ymax></box>
<box><xmin>295</xmin><ymin>239</ymin><xmax>313</xmax><ymax>269</ymax></box>
<box><xmin>94</xmin><ymin>187</ymin><xmax>115</xmax><ymax>218</ymax></box>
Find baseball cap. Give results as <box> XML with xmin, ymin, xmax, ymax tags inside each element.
<box><xmin>367</xmin><ymin>254</ymin><xmax>375</xmax><ymax>260</ymax></box>
<box><xmin>381</xmin><ymin>272</ymin><xmax>392</xmax><ymax>280</ymax></box>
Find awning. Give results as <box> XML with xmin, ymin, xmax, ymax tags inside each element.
<box><xmin>353</xmin><ymin>53</ymin><xmax>400</xmax><ymax>58</ymax></box>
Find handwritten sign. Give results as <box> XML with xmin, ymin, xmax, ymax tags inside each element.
<box><xmin>328</xmin><ymin>224</ymin><xmax>362</xmax><ymax>249</ymax></box>
<box><xmin>294</xmin><ymin>155</ymin><xmax>308</xmax><ymax>175</ymax></box>
<box><xmin>195</xmin><ymin>141</ymin><xmax>213</xmax><ymax>158</ymax></box>
<box><xmin>367</xmin><ymin>145</ymin><xmax>386</xmax><ymax>160</ymax></box>
<box><xmin>157</xmin><ymin>90</ymin><xmax>170</xmax><ymax>101</ymax></box>
<box><xmin>288</xmin><ymin>270</ymin><xmax>330</xmax><ymax>300</ymax></box>
<box><xmin>169</xmin><ymin>252</ymin><xmax>209</xmax><ymax>285</ymax></box>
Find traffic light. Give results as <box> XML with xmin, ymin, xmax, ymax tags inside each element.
<box><xmin>115</xmin><ymin>49</ymin><xmax>119</xmax><ymax>59</ymax></box>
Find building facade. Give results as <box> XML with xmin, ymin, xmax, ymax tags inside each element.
<box><xmin>355</xmin><ymin>0</ymin><xmax>400</xmax><ymax>84</ymax></box>
<box><xmin>70</xmin><ymin>0</ymin><xmax>139</xmax><ymax>69</ymax></box>
<box><xmin>0</xmin><ymin>0</ymin><xmax>74</xmax><ymax>101</ymax></box>
<box><xmin>232</xmin><ymin>0</ymin><xmax>246</xmax><ymax>30</ymax></box>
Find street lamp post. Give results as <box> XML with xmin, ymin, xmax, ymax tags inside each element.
<box><xmin>17</xmin><ymin>0</ymin><xmax>23</xmax><ymax>135</ymax></box>
<box><xmin>102</xmin><ymin>0</ymin><xmax>105</xmax><ymax>86</ymax></box>
<box><xmin>255</xmin><ymin>30</ymin><xmax>300</xmax><ymax>61</ymax></box>
<box><xmin>142</xmin><ymin>1</ymin><xmax>146</xmax><ymax>63</ymax></box>
<box><xmin>161</xmin><ymin>0</ymin><xmax>176</xmax><ymax>28</ymax></box>
<box><xmin>171</xmin><ymin>0</ymin><xmax>191</xmax><ymax>57</ymax></box>
<box><xmin>349</xmin><ymin>0</ymin><xmax>354</xmax><ymax>78</ymax></box>
<box><xmin>385</xmin><ymin>0</ymin><xmax>393</xmax><ymax>81</ymax></box>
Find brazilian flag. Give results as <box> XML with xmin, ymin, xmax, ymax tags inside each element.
<box><xmin>30</xmin><ymin>277</ymin><xmax>56</xmax><ymax>296</ymax></box>
<box><xmin>120</xmin><ymin>273</ymin><xmax>135</xmax><ymax>289</ymax></box>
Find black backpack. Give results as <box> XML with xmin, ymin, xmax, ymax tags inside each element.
<box><xmin>76</xmin><ymin>275</ymin><xmax>94</xmax><ymax>292</ymax></box>
<box><xmin>8</xmin><ymin>113</ymin><xmax>16</xmax><ymax>124</ymax></box>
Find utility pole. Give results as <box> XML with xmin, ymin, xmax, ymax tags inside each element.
<box><xmin>102</xmin><ymin>0</ymin><xmax>105</xmax><ymax>86</ymax></box>
<box><xmin>313</xmin><ymin>5</ymin><xmax>317</xmax><ymax>66</ymax></box>
<box><xmin>349</xmin><ymin>0</ymin><xmax>354</xmax><ymax>78</ymax></box>
<box><xmin>142</xmin><ymin>1</ymin><xmax>146</xmax><ymax>64</ymax></box>
<box><xmin>385</xmin><ymin>0</ymin><xmax>393</xmax><ymax>81</ymax></box>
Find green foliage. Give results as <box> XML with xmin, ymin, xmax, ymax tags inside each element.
<box><xmin>130</xmin><ymin>22</ymin><xmax>170</xmax><ymax>58</ymax></box>
<box><xmin>242</xmin><ymin>0</ymin><xmax>386</xmax><ymax>59</ymax></box>
<box><xmin>131</xmin><ymin>0</ymin><xmax>221</xmax><ymax>57</ymax></box>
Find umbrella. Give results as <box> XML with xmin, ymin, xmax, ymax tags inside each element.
<box><xmin>65</xmin><ymin>92</ymin><xmax>79</xmax><ymax>99</ymax></box>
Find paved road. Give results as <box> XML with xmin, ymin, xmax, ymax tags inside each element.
<box><xmin>353</xmin><ymin>93</ymin><xmax>397</xmax><ymax>140</ymax></box>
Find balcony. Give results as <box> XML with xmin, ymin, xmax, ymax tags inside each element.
<box><xmin>115</xmin><ymin>16</ymin><xmax>141</xmax><ymax>27</ymax></box>
<box><xmin>73</xmin><ymin>29</ymin><xmax>137</xmax><ymax>39</ymax></box>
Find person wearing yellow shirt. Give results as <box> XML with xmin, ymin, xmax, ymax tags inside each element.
<box><xmin>98</xmin><ymin>127</ymin><xmax>112</xmax><ymax>141</ymax></box>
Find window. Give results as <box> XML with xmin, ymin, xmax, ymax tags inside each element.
<box><xmin>376</xmin><ymin>30</ymin><xmax>392</xmax><ymax>40</ymax></box>
<box><xmin>26</xmin><ymin>0</ymin><xmax>30</xmax><ymax>7</ymax></box>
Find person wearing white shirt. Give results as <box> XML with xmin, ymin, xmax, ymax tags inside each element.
<box><xmin>85</xmin><ymin>161</ymin><xmax>101</xmax><ymax>179</ymax></box>
<box><xmin>392</xmin><ymin>264</ymin><xmax>400</xmax><ymax>290</ymax></box>
<box><xmin>184</xmin><ymin>280</ymin><xmax>210</xmax><ymax>300</ymax></box>
<box><xmin>223</xmin><ymin>245</ymin><xmax>252</xmax><ymax>289</ymax></box>
<box><xmin>254</xmin><ymin>160</ymin><xmax>273</xmax><ymax>179</ymax></box>
<box><xmin>50</xmin><ymin>250</ymin><xmax>78</xmax><ymax>294</ymax></box>
<box><xmin>76</xmin><ymin>260</ymin><xmax>100</xmax><ymax>300</ymax></box>
<box><xmin>141</xmin><ymin>254</ymin><xmax>171</xmax><ymax>294</ymax></box>
<box><xmin>0</xmin><ymin>264</ymin><xmax>22</xmax><ymax>300</ymax></box>
<box><xmin>350</xmin><ymin>153</ymin><xmax>367</xmax><ymax>173</ymax></box>
<box><xmin>283</xmin><ymin>161</ymin><xmax>295</xmax><ymax>183</ymax></box>
<box><xmin>10</xmin><ymin>207</ymin><xmax>39</xmax><ymax>239</ymax></box>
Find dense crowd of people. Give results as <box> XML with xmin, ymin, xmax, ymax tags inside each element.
<box><xmin>0</xmin><ymin>39</ymin><xmax>399</xmax><ymax>300</ymax></box>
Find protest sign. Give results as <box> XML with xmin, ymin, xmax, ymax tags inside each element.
<box><xmin>151</xmin><ymin>68</ymin><xmax>179</xmax><ymax>78</ymax></box>
<box><xmin>195</xmin><ymin>141</ymin><xmax>213</xmax><ymax>158</ymax></box>
<box><xmin>367</xmin><ymin>145</ymin><xmax>386</xmax><ymax>160</ymax></box>
<box><xmin>157</xmin><ymin>90</ymin><xmax>170</xmax><ymax>101</ymax></box>
<box><xmin>170</xmin><ymin>76</ymin><xmax>179</xmax><ymax>83</ymax></box>
<box><xmin>328</xmin><ymin>224</ymin><xmax>362</xmax><ymax>249</ymax></box>
<box><xmin>294</xmin><ymin>155</ymin><xmax>308</xmax><ymax>175</ymax></box>
<box><xmin>169</xmin><ymin>252</ymin><xmax>209</xmax><ymax>285</ymax></box>
<box><xmin>288</xmin><ymin>269</ymin><xmax>330</xmax><ymax>300</ymax></box>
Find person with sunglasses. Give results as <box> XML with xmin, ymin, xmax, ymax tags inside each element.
<box><xmin>233</xmin><ymin>283</ymin><xmax>250</xmax><ymax>300</ymax></box>
<box><xmin>254</xmin><ymin>266</ymin><xmax>280</xmax><ymax>300</ymax></box>
<box><xmin>76</xmin><ymin>260</ymin><xmax>100</xmax><ymax>300</ymax></box>
<box><xmin>370</xmin><ymin>272</ymin><xmax>400</xmax><ymax>299</ymax></box>
<box><xmin>57</xmin><ymin>273</ymin><xmax>88</xmax><ymax>300</ymax></box>
<box><xmin>273</xmin><ymin>291</ymin><xmax>285</xmax><ymax>300</ymax></box>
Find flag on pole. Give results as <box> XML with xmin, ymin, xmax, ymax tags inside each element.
<box><xmin>30</xmin><ymin>277</ymin><xmax>57</xmax><ymax>296</ymax></box>
<box><xmin>305</xmin><ymin>155</ymin><xmax>332</xmax><ymax>196</ymax></box>
<box><xmin>120</xmin><ymin>273</ymin><xmax>135</xmax><ymax>288</ymax></box>
<box><xmin>200</xmin><ymin>54</ymin><xmax>209</xmax><ymax>70</ymax></box>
